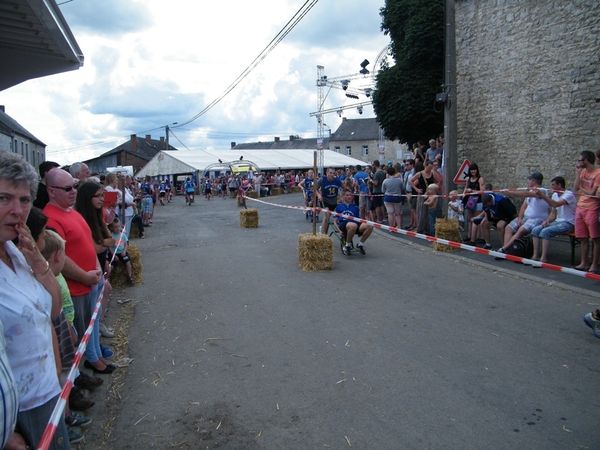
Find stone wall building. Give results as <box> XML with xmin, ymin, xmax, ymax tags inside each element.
<box><xmin>328</xmin><ymin>118</ymin><xmax>408</xmax><ymax>164</ymax></box>
<box><xmin>455</xmin><ymin>0</ymin><xmax>600</xmax><ymax>190</ymax></box>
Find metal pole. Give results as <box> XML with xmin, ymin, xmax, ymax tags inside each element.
<box><xmin>312</xmin><ymin>151</ymin><xmax>317</xmax><ymax>234</ymax></box>
<box><xmin>443</xmin><ymin>0</ymin><xmax>457</xmax><ymax>198</ymax></box>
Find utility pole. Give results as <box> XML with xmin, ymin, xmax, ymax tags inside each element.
<box><xmin>443</xmin><ymin>0</ymin><xmax>457</xmax><ymax>196</ymax></box>
<box><xmin>165</xmin><ymin>122</ymin><xmax>177</xmax><ymax>150</ymax></box>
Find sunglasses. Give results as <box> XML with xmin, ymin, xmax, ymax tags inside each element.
<box><xmin>50</xmin><ymin>185</ymin><xmax>76</xmax><ymax>192</ymax></box>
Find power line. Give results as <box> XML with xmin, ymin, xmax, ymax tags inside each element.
<box><xmin>175</xmin><ymin>0</ymin><xmax>319</xmax><ymax>128</ymax></box>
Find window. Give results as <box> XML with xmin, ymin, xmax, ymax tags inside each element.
<box><xmin>345</xmin><ymin>146</ymin><xmax>351</xmax><ymax>156</ymax></box>
<box><xmin>334</xmin><ymin>146</ymin><xmax>341</xmax><ymax>153</ymax></box>
<box><xmin>362</xmin><ymin>145</ymin><xmax>368</xmax><ymax>156</ymax></box>
<box><xmin>25</xmin><ymin>143</ymin><xmax>29</xmax><ymax>162</ymax></box>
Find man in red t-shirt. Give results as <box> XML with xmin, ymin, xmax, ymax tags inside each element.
<box><xmin>43</xmin><ymin>169</ymin><xmax>102</xmax><ymax>340</ymax></box>
<box><xmin>573</xmin><ymin>150</ymin><xmax>600</xmax><ymax>273</ymax></box>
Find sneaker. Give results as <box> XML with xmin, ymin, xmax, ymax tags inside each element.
<box><xmin>475</xmin><ymin>238</ymin><xmax>486</xmax><ymax>244</ymax></box>
<box><xmin>482</xmin><ymin>244</ymin><xmax>492</xmax><ymax>250</ymax></box>
<box><xmin>127</xmin><ymin>277</ymin><xmax>135</xmax><ymax>285</ymax></box>
<box><xmin>74</xmin><ymin>372</ymin><xmax>103</xmax><ymax>390</ymax></box>
<box><xmin>462</xmin><ymin>240</ymin><xmax>475</xmax><ymax>246</ymax></box>
<box><xmin>68</xmin><ymin>427</ymin><xmax>84</xmax><ymax>444</ymax></box>
<box><xmin>342</xmin><ymin>245</ymin><xmax>352</xmax><ymax>256</ymax></box>
<box><xmin>101</xmin><ymin>344</ymin><xmax>114</xmax><ymax>359</ymax></box>
<box><xmin>65</xmin><ymin>412</ymin><xmax>92</xmax><ymax>428</ymax></box>
<box><xmin>357</xmin><ymin>243</ymin><xmax>366</xmax><ymax>255</ymax></box>
<box><xmin>494</xmin><ymin>248</ymin><xmax>506</xmax><ymax>260</ymax></box>
<box><xmin>99</xmin><ymin>322</ymin><xmax>114</xmax><ymax>338</ymax></box>
<box><xmin>583</xmin><ymin>312</ymin><xmax>600</xmax><ymax>339</ymax></box>
<box><xmin>69</xmin><ymin>388</ymin><xmax>95</xmax><ymax>411</ymax></box>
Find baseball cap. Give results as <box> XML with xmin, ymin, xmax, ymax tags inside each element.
<box><xmin>528</xmin><ymin>172</ymin><xmax>543</xmax><ymax>183</ymax></box>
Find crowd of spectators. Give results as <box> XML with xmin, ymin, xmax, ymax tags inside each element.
<box><xmin>2</xmin><ymin>141</ymin><xmax>600</xmax><ymax>448</ymax></box>
<box><xmin>0</xmin><ymin>154</ymin><xmax>158</xmax><ymax>448</ymax></box>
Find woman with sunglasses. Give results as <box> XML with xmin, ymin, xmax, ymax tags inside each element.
<box><xmin>75</xmin><ymin>181</ymin><xmax>117</xmax><ymax>374</ymax></box>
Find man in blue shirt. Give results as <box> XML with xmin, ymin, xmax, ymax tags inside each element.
<box><xmin>353</xmin><ymin>164</ymin><xmax>370</xmax><ymax>219</ymax></box>
<box><xmin>317</xmin><ymin>167</ymin><xmax>342</xmax><ymax>234</ymax></box>
<box><xmin>334</xmin><ymin>189</ymin><xmax>373</xmax><ymax>255</ymax></box>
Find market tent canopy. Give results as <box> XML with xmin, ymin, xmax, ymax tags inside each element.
<box><xmin>135</xmin><ymin>149</ymin><xmax>370</xmax><ymax>178</ymax></box>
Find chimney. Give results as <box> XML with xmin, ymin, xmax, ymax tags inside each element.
<box><xmin>342</xmin><ymin>117</ymin><xmax>347</xmax><ymax>122</ymax></box>
<box><xmin>274</xmin><ymin>137</ymin><xmax>280</xmax><ymax>142</ymax></box>
<box><xmin>160</xmin><ymin>137</ymin><xmax>164</xmax><ymax>144</ymax></box>
<box><xmin>289</xmin><ymin>135</ymin><xmax>295</xmax><ymax>141</ymax></box>
<box><xmin>145</xmin><ymin>135</ymin><xmax>151</xmax><ymax>144</ymax></box>
<box><xmin>0</xmin><ymin>105</ymin><xmax>4</xmax><ymax>113</ymax></box>
<box><xmin>131</xmin><ymin>134</ymin><xmax>137</xmax><ymax>152</ymax></box>
<box><xmin>231</xmin><ymin>142</ymin><xmax>236</xmax><ymax>149</ymax></box>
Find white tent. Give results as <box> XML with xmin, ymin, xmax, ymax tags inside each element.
<box><xmin>135</xmin><ymin>149</ymin><xmax>369</xmax><ymax>178</ymax></box>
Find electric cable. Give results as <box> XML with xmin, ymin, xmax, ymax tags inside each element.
<box><xmin>175</xmin><ymin>0</ymin><xmax>319</xmax><ymax>128</ymax></box>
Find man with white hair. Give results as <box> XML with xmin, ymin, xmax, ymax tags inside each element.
<box><xmin>68</xmin><ymin>162</ymin><xmax>90</xmax><ymax>181</ymax></box>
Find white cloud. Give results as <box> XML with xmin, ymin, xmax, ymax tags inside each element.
<box><xmin>0</xmin><ymin>0</ymin><xmax>389</xmax><ymax>164</ymax></box>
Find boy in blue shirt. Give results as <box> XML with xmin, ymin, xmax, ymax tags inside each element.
<box><xmin>334</xmin><ymin>189</ymin><xmax>373</xmax><ymax>255</ymax></box>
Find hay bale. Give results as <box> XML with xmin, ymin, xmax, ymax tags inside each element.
<box><xmin>240</xmin><ymin>208</ymin><xmax>259</xmax><ymax>228</ymax></box>
<box><xmin>271</xmin><ymin>187</ymin><xmax>281</xmax><ymax>196</ymax></box>
<box><xmin>130</xmin><ymin>221</ymin><xmax>139</xmax><ymax>238</ymax></box>
<box><xmin>290</xmin><ymin>186</ymin><xmax>302</xmax><ymax>194</ymax></box>
<box><xmin>109</xmin><ymin>244</ymin><xmax>144</xmax><ymax>287</ymax></box>
<box><xmin>246</xmin><ymin>190</ymin><xmax>258</xmax><ymax>199</ymax></box>
<box><xmin>298</xmin><ymin>233</ymin><xmax>334</xmax><ymax>272</ymax></box>
<box><xmin>433</xmin><ymin>218</ymin><xmax>461</xmax><ymax>252</ymax></box>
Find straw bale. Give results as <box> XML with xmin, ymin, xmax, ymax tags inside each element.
<box><xmin>298</xmin><ymin>233</ymin><xmax>334</xmax><ymax>272</ymax></box>
<box><xmin>432</xmin><ymin>218</ymin><xmax>461</xmax><ymax>252</ymax></box>
<box><xmin>240</xmin><ymin>208</ymin><xmax>259</xmax><ymax>228</ymax></box>
<box><xmin>290</xmin><ymin>186</ymin><xmax>302</xmax><ymax>194</ymax></box>
<box><xmin>246</xmin><ymin>190</ymin><xmax>258</xmax><ymax>199</ymax></box>
<box><xmin>109</xmin><ymin>245</ymin><xmax>144</xmax><ymax>287</ymax></box>
<box><xmin>271</xmin><ymin>187</ymin><xmax>281</xmax><ymax>196</ymax></box>
<box><xmin>130</xmin><ymin>221</ymin><xmax>139</xmax><ymax>238</ymax></box>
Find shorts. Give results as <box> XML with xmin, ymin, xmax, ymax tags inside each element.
<box><xmin>159</xmin><ymin>191</ymin><xmax>166</xmax><ymax>198</ymax></box>
<box><xmin>111</xmin><ymin>253</ymin><xmax>131</xmax><ymax>265</ymax></box>
<box><xmin>323</xmin><ymin>202</ymin><xmax>336</xmax><ymax>212</ymax></box>
<box><xmin>205</xmin><ymin>189</ymin><xmax>212</xmax><ymax>194</ymax></box>
<box><xmin>384</xmin><ymin>201</ymin><xmax>403</xmax><ymax>215</ymax></box>
<box><xmin>411</xmin><ymin>196</ymin><xmax>417</xmax><ymax>210</ymax></box>
<box><xmin>371</xmin><ymin>195</ymin><xmax>383</xmax><ymax>209</ymax></box>
<box><xmin>507</xmin><ymin>217</ymin><xmax>544</xmax><ymax>233</ymax></box>
<box><xmin>358</xmin><ymin>192</ymin><xmax>368</xmax><ymax>209</ymax></box>
<box><xmin>531</xmin><ymin>221</ymin><xmax>574</xmax><ymax>240</ymax></box>
<box><xmin>575</xmin><ymin>208</ymin><xmax>600</xmax><ymax>239</ymax></box>
<box><xmin>142</xmin><ymin>197</ymin><xmax>153</xmax><ymax>214</ymax></box>
<box><xmin>339</xmin><ymin>222</ymin><xmax>363</xmax><ymax>237</ymax></box>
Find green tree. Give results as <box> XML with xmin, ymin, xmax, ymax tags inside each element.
<box><xmin>372</xmin><ymin>0</ymin><xmax>445</xmax><ymax>145</ymax></box>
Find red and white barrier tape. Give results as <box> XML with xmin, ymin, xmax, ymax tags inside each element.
<box><xmin>243</xmin><ymin>195</ymin><xmax>600</xmax><ymax>281</ymax></box>
<box><xmin>37</xmin><ymin>219</ymin><xmax>131</xmax><ymax>450</ymax></box>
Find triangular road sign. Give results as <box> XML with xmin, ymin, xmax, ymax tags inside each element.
<box><xmin>453</xmin><ymin>159</ymin><xmax>471</xmax><ymax>184</ymax></box>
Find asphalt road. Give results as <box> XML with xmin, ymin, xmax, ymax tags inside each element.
<box><xmin>90</xmin><ymin>192</ymin><xmax>600</xmax><ymax>450</ymax></box>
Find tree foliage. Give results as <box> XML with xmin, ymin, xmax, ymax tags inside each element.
<box><xmin>373</xmin><ymin>0</ymin><xmax>445</xmax><ymax>145</ymax></box>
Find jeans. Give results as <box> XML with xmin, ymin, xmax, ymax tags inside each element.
<box><xmin>531</xmin><ymin>221</ymin><xmax>574</xmax><ymax>240</ymax></box>
<box><xmin>85</xmin><ymin>279</ymin><xmax>104</xmax><ymax>363</ymax></box>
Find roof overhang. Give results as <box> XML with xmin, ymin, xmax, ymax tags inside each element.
<box><xmin>0</xmin><ymin>0</ymin><xmax>84</xmax><ymax>91</ymax></box>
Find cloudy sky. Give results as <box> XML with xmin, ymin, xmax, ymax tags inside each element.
<box><xmin>0</xmin><ymin>0</ymin><xmax>390</xmax><ymax>165</ymax></box>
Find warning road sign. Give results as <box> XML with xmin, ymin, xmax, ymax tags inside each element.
<box><xmin>453</xmin><ymin>159</ymin><xmax>471</xmax><ymax>184</ymax></box>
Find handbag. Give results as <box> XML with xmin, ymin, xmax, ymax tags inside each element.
<box><xmin>465</xmin><ymin>195</ymin><xmax>478</xmax><ymax>211</ymax></box>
